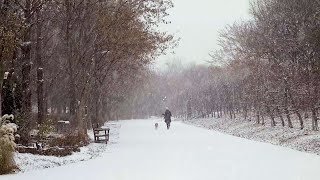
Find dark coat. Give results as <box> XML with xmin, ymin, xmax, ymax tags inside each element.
<box><xmin>163</xmin><ymin>109</ymin><xmax>172</xmax><ymax>122</ymax></box>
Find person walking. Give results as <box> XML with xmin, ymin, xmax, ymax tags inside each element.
<box><xmin>163</xmin><ymin>107</ymin><xmax>172</xmax><ymax>130</ymax></box>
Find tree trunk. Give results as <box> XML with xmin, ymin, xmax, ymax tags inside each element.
<box><xmin>243</xmin><ymin>105</ymin><xmax>248</xmax><ymax>121</ymax></box>
<box><xmin>0</xmin><ymin>0</ymin><xmax>9</xmax><ymax>116</ymax></box>
<box><xmin>284</xmin><ymin>108</ymin><xmax>293</xmax><ymax>128</ymax></box>
<box><xmin>256</xmin><ymin>110</ymin><xmax>260</xmax><ymax>124</ymax></box>
<box><xmin>294</xmin><ymin>110</ymin><xmax>304</xmax><ymax>130</ymax></box>
<box><xmin>0</xmin><ymin>58</ymin><xmax>3</xmax><ymax>116</ymax></box>
<box><xmin>92</xmin><ymin>57</ymin><xmax>99</xmax><ymax>126</ymax></box>
<box><xmin>288</xmin><ymin>91</ymin><xmax>304</xmax><ymax>129</ymax></box>
<box><xmin>284</xmin><ymin>85</ymin><xmax>293</xmax><ymax>128</ymax></box>
<box><xmin>20</xmin><ymin>0</ymin><xmax>33</xmax><ymax>144</ymax></box>
<box><xmin>276</xmin><ymin>107</ymin><xmax>285</xmax><ymax>127</ymax></box>
<box><xmin>21</xmin><ymin>1</ymin><xmax>32</xmax><ymax>112</ymax></box>
<box><xmin>266</xmin><ymin>105</ymin><xmax>275</xmax><ymax>127</ymax></box>
<box><xmin>65</xmin><ymin>0</ymin><xmax>77</xmax><ymax>126</ymax></box>
<box><xmin>261</xmin><ymin>114</ymin><xmax>265</xmax><ymax>125</ymax></box>
<box><xmin>312</xmin><ymin>108</ymin><xmax>318</xmax><ymax>131</ymax></box>
<box><xmin>36</xmin><ymin>7</ymin><xmax>44</xmax><ymax>125</ymax></box>
<box><xmin>229</xmin><ymin>106</ymin><xmax>233</xmax><ymax>119</ymax></box>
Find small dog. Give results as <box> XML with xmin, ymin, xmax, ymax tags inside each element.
<box><xmin>155</xmin><ymin>123</ymin><xmax>159</xmax><ymax>129</ymax></box>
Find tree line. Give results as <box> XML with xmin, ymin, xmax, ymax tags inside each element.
<box><xmin>0</xmin><ymin>0</ymin><xmax>174</xmax><ymax>142</ymax></box>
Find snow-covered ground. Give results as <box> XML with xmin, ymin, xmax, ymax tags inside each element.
<box><xmin>14</xmin><ymin>122</ymin><xmax>121</xmax><ymax>172</ymax></box>
<box><xmin>4</xmin><ymin>119</ymin><xmax>320</xmax><ymax>180</ymax></box>
<box><xmin>184</xmin><ymin>117</ymin><xmax>320</xmax><ymax>155</ymax></box>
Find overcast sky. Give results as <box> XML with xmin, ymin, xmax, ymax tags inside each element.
<box><xmin>155</xmin><ymin>0</ymin><xmax>251</xmax><ymax>69</ymax></box>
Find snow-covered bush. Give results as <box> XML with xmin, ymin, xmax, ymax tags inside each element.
<box><xmin>38</xmin><ymin>119</ymin><xmax>55</xmax><ymax>139</ymax></box>
<box><xmin>0</xmin><ymin>114</ymin><xmax>18</xmax><ymax>174</ymax></box>
<box><xmin>49</xmin><ymin>130</ymin><xmax>89</xmax><ymax>148</ymax></box>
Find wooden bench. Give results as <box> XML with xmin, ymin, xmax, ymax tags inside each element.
<box><xmin>93</xmin><ymin>128</ymin><xmax>110</xmax><ymax>144</ymax></box>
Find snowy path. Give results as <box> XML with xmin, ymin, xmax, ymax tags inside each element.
<box><xmin>4</xmin><ymin>119</ymin><xmax>320</xmax><ymax>180</ymax></box>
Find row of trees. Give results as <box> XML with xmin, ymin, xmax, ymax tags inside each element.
<box><xmin>128</xmin><ymin>0</ymin><xmax>320</xmax><ymax>131</ymax></box>
<box><xmin>209</xmin><ymin>0</ymin><xmax>320</xmax><ymax>130</ymax></box>
<box><xmin>0</xmin><ymin>0</ymin><xmax>174</xmax><ymax>142</ymax></box>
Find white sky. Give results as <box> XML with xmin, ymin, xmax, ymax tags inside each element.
<box><xmin>155</xmin><ymin>0</ymin><xmax>251</xmax><ymax>69</ymax></box>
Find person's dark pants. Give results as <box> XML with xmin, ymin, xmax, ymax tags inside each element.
<box><xmin>165</xmin><ymin>121</ymin><xmax>171</xmax><ymax>129</ymax></box>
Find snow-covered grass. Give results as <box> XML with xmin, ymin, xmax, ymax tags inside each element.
<box><xmin>14</xmin><ymin>121</ymin><xmax>120</xmax><ymax>173</ymax></box>
<box><xmin>14</xmin><ymin>143</ymin><xmax>107</xmax><ymax>172</ymax></box>
<box><xmin>183</xmin><ymin>115</ymin><xmax>320</xmax><ymax>155</ymax></box>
